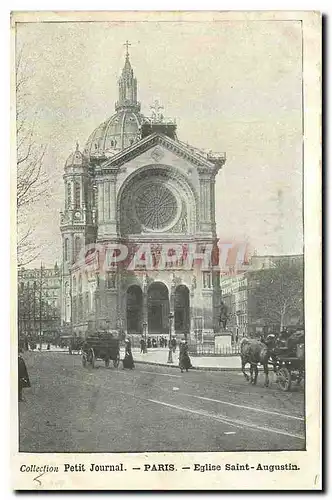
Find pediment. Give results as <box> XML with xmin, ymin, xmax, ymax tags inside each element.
<box><xmin>99</xmin><ymin>133</ymin><xmax>226</xmax><ymax>173</ymax></box>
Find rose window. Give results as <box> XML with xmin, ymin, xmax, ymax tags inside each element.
<box><xmin>134</xmin><ymin>183</ymin><xmax>178</xmax><ymax>231</ymax></box>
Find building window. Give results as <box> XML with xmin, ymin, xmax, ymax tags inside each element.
<box><xmin>75</xmin><ymin>182</ymin><xmax>81</xmax><ymax>209</ymax></box>
<box><xmin>67</xmin><ymin>182</ymin><xmax>72</xmax><ymax>208</ymax></box>
<box><xmin>72</xmin><ymin>276</ymin><xmax>77</xmax><ymax>295</ymax></box>
<box><xmin>203</xmin><ymin>272</ymin><xmax>212</xmax><ymax>289</ymax></box>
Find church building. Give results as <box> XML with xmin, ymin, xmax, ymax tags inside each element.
<box><xmin>60</xmin><ymin>46</ymin><xmax>226</xmax><ymax>342</ymax></box>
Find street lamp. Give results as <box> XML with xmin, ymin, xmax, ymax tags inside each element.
<box><xmin>167</xmin><ymin>312</ymin><xmax>174</xmax><ymax>363</ymax></box>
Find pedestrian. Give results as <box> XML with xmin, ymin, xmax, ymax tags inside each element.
<box><xmin>140</xmin><ymin>336</ymin><xmax>145</xmax><ymax>354</ymax></box>
<box><xmin>123</xmin><ymin>339</ymin><xmax>135</xmax><ymax>369</ymax></box>
<box><xmin>171</xmin><ymin>336</ymin><xmax>177</xmax><ymax>353</ymax></box>
<box><xmin>18</xmin><ymin>353</ymin><xmax>31</xmax><ymax>402</ymax></box>
<box><xmin>179</xmin><ymin>340</ymin><xmax>192</xmax><ymax>373</ymax></box>
<box><xmin>147</xmin><ymin>337</ymin><xmax>152</xmax><ymax>349</ymax></box>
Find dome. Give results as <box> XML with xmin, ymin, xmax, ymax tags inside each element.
<box><xmin>65</xmin><ymin>146</ymin><xmax>87</xmax><ymax>168</ymax></box>
<box><xmin>83</xmin><ymin>109</ymin><xmax>146</xmax><ymax>159</ymax></box>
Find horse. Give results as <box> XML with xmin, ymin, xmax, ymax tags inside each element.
<box><xmin>239</xmin><ymin>337</ymin><xmax>271</xmax><ymax>387</ymax></box>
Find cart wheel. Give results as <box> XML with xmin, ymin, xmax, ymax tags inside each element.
<box><xmin>113</xmin><ymin>356</ymin><xmax>120</xmax><ymax>368</ymax></box>
<box><xmin>105</xmin><ymin>358</ymin><xmax>110</xmax><ymax>368</ymax></box>
<box><xmin>82</xmin><ymin>354</ymin><xmax>87</xmax><ymax>367</ymax></box>
<box><xmin>277</xmin><ymin>367</ymin><xmax>292</xmax><ymax>391</ymax></box>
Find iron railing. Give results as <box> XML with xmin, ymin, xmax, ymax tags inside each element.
<box><xmin>188</xmin><ymin>343</ymin><xmax>241</xmax><ymax>357</ymax></box>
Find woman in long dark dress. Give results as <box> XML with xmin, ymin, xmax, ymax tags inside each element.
<box><xmin>179</xmin><ymin>341</ymin><xmax>192</xmax><ymax>373</ymax></box>
<box><xmin>123</xmin><ymin>339</ymin><xmax>135</xmax><ymax>369</ymax></box>
<box><xmin>18</xmin><ymin>354</ymin><xmax>31</xmax><ymax>401</ymax></box>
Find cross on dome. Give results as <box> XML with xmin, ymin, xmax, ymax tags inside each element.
<box><xmin>124</xmin><ymin>40</ymin><xmax>131</xmax><ymax>58</ymax></box>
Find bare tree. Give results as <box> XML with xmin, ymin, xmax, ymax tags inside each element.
<box><xmin>16</xmin><ymin>47</ymin><xmax>48</xmax><ymax>266</ymax></box>
<box><xmin>251</xmin><ymin>259</ymin><xmax>304</xmax><ymax>331</ymax></box>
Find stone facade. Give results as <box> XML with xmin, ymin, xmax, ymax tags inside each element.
<box><xmin>60</xmin><ymin>51</ymin><xmax>226</xmax><ymax>340</ymax></box>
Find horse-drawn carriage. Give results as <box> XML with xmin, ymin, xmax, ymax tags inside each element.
<box><xmin>240</xmin><ymin>329</ymin><xmax>305</xmax><ymax>391</ymax></box>
<box><xmin>81</xmin><ymin>331</ymin><xmax>120</xmax><ymax>369</ymax></box>
<box><xmin>271</xmin><ymin>332</ymin><xmax>305</xmax><ymax>392</ymax></box>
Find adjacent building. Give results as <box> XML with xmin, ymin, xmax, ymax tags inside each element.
<box><xmin>220</xmin><ymin>254</ymin><xmax>304</xmax><ymax>338</ymax></box>
<box><xmin>17</xmin><ymin>263</ymin><xmax>62</xmax><ymax>341</ymax></box>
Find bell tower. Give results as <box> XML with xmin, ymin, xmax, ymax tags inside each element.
<box><xmin>60</xmin><ymin>143</ymin><xmax>97</xmax><ymax>326</ymax></box>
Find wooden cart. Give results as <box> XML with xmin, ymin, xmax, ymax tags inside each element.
<box><xmin>81</xmin><ymin>332</ymin><xmax>120</xmax><ymax>369</ymax></box>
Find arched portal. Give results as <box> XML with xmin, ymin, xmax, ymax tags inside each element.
<box><xmin>174</xmin><ymin>285</ymin><xmax>190</xmax><ymax>336</ymax></box>
<box><xmin>126</xmin><ymin>285</ymin><xmax>143</xmax><ymax>334</ymax></box>
<box><xmin>148</xmin><ymin>282</ymin><xmax>169</xmax><ymax>334</ymax></box>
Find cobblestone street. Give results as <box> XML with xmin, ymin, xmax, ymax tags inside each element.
<box><xmin>19</xmin><ymin>351</ymin><xmax>305</xmax><ymax>453</ymax></box>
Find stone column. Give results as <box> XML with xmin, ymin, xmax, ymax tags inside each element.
<box><xmin>104</xmin><ymin>181</ymin><xmax>110</xmax><ymax>221</ymax></box>
<box><xmin>189</xmin><ymin>291</ymin><xmax>195</xmax><ymax>343</ymax></box>
<box><xmin>109</xmin><ymin>174</ymin><xmax>117</xmax><ymax>224</ymax></box>
<box><xmin>199</xmin><ymin>173</ymin><xmax>212</xmax><ymax>233</ymax></box>
<box><xmin>142</xmin><ymin>273</ymin><xmax>148</xmax><ymax>335</ymax></box>
<box><xmin>210</xmin><ymin>179</ymin><xmax>216</xmax><ymax>235</ymax></box>
<box><xmin>170</xmin><ymin>275</ymin><xmax>176</xmax><ymax>337</ymax></box>
<box><xmin>190</xmin><ymin>275</ymin><xmax>197</xmax><ymax>343</ymax></box>
<box><xmin>97</xmin><ymin>181</ymin><xmax>104</xmax><ymax>223</ymax></box>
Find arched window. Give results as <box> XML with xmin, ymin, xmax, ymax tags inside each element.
<box><xmin>72</xmin><ymin>276</ymin><xmax>77</xmax><ymax>295</ymax></box>
<box><xmin>74</xmin><ymin>237</ymin><xmax>81</xmax><ymax>259</ymax></box>
<box><xmin>67</xmin><ymin>182</ymin><xmax>72</xmax><ymax>208</ymax></box>
<box><xmin>75</xmin><ymin>182</ymin><xmax>81</xmax><ymax>209</ymax></box>
<box><xmin>64</xmin><ymin>238</ymin><xmax>69</xmax><ymax>261</ymax></box>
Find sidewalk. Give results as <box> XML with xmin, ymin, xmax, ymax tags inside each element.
<box><xmin>123</xmin><ymin>347</ymin><xmax>242</xmax><ymax>371</ymax></box>
<box><xmin>32</xmin><ymin>345</ymin><xmax>242</xmax><ymax>371</ymax></box>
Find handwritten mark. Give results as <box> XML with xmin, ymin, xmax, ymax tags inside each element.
<box><xmin>33</xmin><ymin>472</ymin><xmax>46</xmax><ymax>486</ymax></box>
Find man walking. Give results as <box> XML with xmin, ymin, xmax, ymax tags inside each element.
<box><xmin>140</xmin><ymin>336</ymin><xmax>146</xmax><ymax>354</ymax></box>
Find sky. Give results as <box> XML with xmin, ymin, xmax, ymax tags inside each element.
<box><xmin>16</xmin><ymin>19</ymin><xmax>303</xmax><ymax>267</ymax></box>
